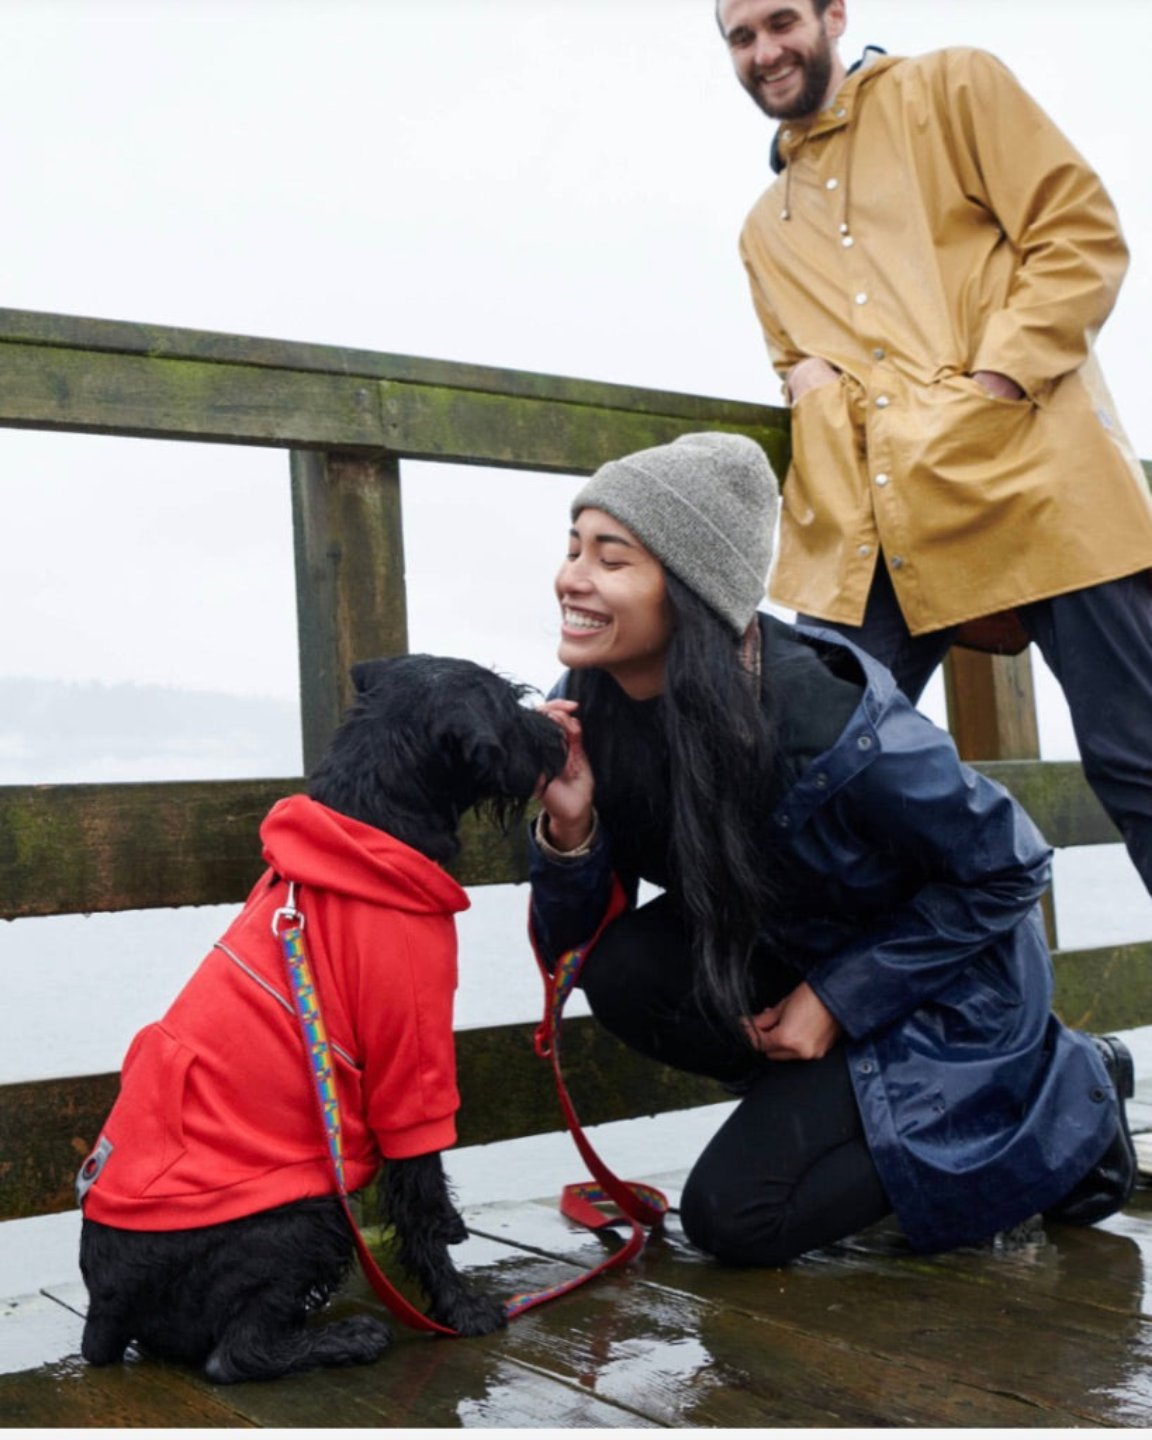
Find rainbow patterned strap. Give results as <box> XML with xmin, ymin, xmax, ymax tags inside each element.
<box><xmin>280</xmin><ymin>920</ymin><xmax>347</xmax><ymax>1192</ymax></box>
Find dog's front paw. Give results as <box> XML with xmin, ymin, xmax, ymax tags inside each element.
<box><xmin>432</xmin><ymin>1289</ymin><xmax>508</xmax><ymax>1337</ymax></box>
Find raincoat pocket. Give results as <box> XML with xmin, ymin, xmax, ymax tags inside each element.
<box><xmin>905</xmin><ymin>375</ymin><xmax>1036</xmax><ymax>489</ymax></box>
<box><xmin>786</xmin><ymin>375</ymin><xmax>866</xmax><ymax>529</ymax></box>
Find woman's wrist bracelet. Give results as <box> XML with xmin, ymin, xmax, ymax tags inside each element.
<box><xmin>535</xmin><ymin>809</ymin><xmax>599</xmax><ymax>859</ymax></box>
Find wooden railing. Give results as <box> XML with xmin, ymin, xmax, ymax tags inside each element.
<box><xmin>1</xmin><ymin>307</ymin><xmax>1149</xmax><ymax>1224</ymax></box>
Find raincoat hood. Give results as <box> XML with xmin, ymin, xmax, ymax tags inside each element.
<box><xmin>261</xmin><ymin>794</ymin><xmax>469</xmax><ymax>917</ymax></box>
<box><xmin>769</xmin><ymin>46</ymin><xmax>893</xmax><ymax>175</ymax></box>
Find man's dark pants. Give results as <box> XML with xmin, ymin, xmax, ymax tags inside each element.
<box><xmin>800</xmin><ymin>563</ymin><xmax>1152</xmax><ymax>897</ymax></box>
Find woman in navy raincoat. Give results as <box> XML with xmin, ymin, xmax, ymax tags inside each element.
<box><xmin>530</xmin><ymin>431</ymin><xmax>1136</xmax><ymax>1262</ymax></box>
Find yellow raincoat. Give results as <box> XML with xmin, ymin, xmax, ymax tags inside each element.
<box><xmin>739</xmin><ymin>47</ymin><xmax>1152</xmax><ymax>637</ymax></box>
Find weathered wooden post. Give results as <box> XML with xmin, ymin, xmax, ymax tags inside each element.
<box><xmin>290</xmin><ymin>450</ymin><xmax>409</xmax><ymax>772</ymax></box>
<box><xmin>942</xmin><ymin>649</ymin><xmax>1040</xmax><ymax>765</ymax></box>
<box><xmin>943</xmin><ymin>646</ymin><xmax>1056</xmax><ymax>944</ymax></box>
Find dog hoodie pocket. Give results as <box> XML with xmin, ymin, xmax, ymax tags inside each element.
<box><xmin>103</xmin><ymin>1023</ymin><xmax>197</xmax><ymax>1200</ymax></box>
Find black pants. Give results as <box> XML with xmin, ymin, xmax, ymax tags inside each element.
<box><xmin>801</xmin><ymin>564</ymin><xmax>1152</xmax><ymax>895</ymax></box>
<box><xmin>582</xmin><ymin>894</ymin><xmax>892</xmax><ymax>1266</ymax></box>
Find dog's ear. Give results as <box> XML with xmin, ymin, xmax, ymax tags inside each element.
<box><xmin>350</xmin><ymin>659</ymin><xmax>395</xmax><ymax>696</ymax></box>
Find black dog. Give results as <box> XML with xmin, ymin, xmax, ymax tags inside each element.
<box><xmin>78</xmin><ymin>655</ymin><xmax>566</xmax><ymax>1384</ymax></box>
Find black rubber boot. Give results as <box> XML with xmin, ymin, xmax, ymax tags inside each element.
<box><xmin>1045</xmin><ymin>1034</ymin><xmax>1137</xmax><ymax>1227</ymax></box>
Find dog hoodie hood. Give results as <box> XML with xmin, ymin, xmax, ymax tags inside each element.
<box><xmin>260</xmin><ymin>794</ymin><xmax>471</xmax><ymax>916</ymax></box>
<box><xmin>79</xmin><ymin>794</ymin><xmax>470</xmax><ymax>1231</ymax></box>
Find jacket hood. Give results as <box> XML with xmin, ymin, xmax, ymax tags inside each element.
<box><xmin>770</xmin><ymin>46</ymin><xmax>895</xmax><ymax>174</ymax></box>
<box><xmin>260</xmin><ymin>794</ymin><xmax>469</xmax><ymax>916</ymax></box>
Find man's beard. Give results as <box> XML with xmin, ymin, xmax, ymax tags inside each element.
<box><xmin>749</xmin><ymin>34</ymin><xmax>834</xmax><ymax>120</ymax></box>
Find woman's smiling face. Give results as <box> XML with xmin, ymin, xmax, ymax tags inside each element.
<box><xmin>555</xmin><ymin>507</ymin><xmax>673</xmax><ymax>700</ymax></box>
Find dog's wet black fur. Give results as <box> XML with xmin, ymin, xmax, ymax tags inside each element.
<box><xmin>80</xmin><ymin>655</ymin><xmax>567</xmax><ymax>1384</ymax></box>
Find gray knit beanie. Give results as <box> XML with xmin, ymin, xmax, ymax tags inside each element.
<box><xmin>570</xmin><ymin>432</ymin><xmax>779</xmax><ymax>634</ymax></box>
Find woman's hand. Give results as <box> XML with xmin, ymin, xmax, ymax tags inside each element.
<box><xmin>537</xmin><ymin>699</ymin><xmax>596</xmax><ymax>851</ymax></box>
<box><xmin>742</xmin><ymin>982</ymin><xmax>841</xmax><ymax>1061</ymax></box>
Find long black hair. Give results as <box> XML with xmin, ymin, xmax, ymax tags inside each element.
<box><xmin>569</xmin><ymin>572</ymin><xmax>780</xmax><ymax>1033</ymax></box>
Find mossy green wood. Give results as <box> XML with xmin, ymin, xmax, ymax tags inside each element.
<box><xmin>979</xmin><ymin>759</ymin><xmax>1119</xmax><ymax>846</ymax></box>
<box><xmin>0</xmin><ymin>761</ymin><xmax>1113</xmax><ymax>919</ymax></box>
<box><xmin>0</xmin><ymin>782</ymin><xmax>533</xmax><ymax>918</ymax></box>
<box><xmin>0</xmin><ymin>324</ymin><xmax>789</xmax><ymax>477</ymax></box>
<box><xmin>0</xmin><ymin>305</ymin><xmax>777</xmax><ymax>421</ymax></box>
<box><xmin>1051</xmin><ymin>941</ymin><xmax>1152</xmax><ymax>1032</ymax></box>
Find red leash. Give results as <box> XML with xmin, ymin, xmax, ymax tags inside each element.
<box><xmin>275</xmin><ymin>880</ymin><xmax>665</xmax><ymax>1335</ymax></box>
<box><xmin>531</xmin><ymin>898</ymin><xmax>669</xmax><ymax>1234</ymax></box>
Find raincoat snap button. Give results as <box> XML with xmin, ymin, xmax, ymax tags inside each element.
<box><xmin>855</xmin><ymin>292</ymin><xmax>869</xmax><ymax>305</ymax></box>
<box><xmin>1091</xmin><ymin>1086</ymin><xmax>1107</xmax><ymax>1103</ymax></box>
<box><xmin>874</xmin><ymin>472</ymin><xmax>890</xmax><ymax>486</ymax></box>
<box><xmin>858</xmin><ymin>1060</ymin><xmax>875</xmax><ymax>1075</ymax></box>
<box><xmin>875</xmin><ymin>395</ymin><xmax>890</xmax><ymax>408</ymax></box>
<box><xmin>775</xmin><ymin>813</ymin><xmax>791</xmax><ymax>829</ymax></box>
<box><xmin>826</xmin><ymin>177</ymin><xmax>839</xmax><ymax>190</ymax></box>
<box><xmin>890</xmin><ymin>555</ymin><xmax>905</xmax><ymax>570</ymax></box>
<box><xmin>814</xmin><ymin>773</ymin><xmax>829</xmax><ymax>789</ymax></box>
<box><xmin>857</xmin><ymin>735</ymin><xmax>873</xmax><ymax>751</ymax></box>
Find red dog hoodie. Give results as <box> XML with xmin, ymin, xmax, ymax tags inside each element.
<box><xmin>80</xmin><ymin>794</ymin><xmax>468</xmax><ymax>1230</ymax></box>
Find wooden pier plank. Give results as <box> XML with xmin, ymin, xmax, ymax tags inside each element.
<box><xmin>463</xmin><ymin>1193</ymin><xmax>1152</xmax><ymax>1428</ymax></box>
<box><xmin>0</xmin><ymin>1351</ymin><xmax>256</xmax><ymax>1429</ymax></box>
<box><xmin>445</xmin><ymin>1235</ymin><xmax>1083</xmax><ymax>1428</ymax></box>
<box><xmin>4</xmin><ymin>1183</ymin><xmax>1151</xmax><ymax>1428</ymax></box>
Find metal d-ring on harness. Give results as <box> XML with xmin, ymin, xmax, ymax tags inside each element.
<box><xmin>274</xmin><ymin>880</ymin><xmax>667</xmax><ymax>1334</ymax></box>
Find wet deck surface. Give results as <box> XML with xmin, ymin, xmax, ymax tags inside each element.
<box><xmin>5</xmin><ymin>1164</ymin><xmax>1152</xmax><ymax>1430</ymax></box>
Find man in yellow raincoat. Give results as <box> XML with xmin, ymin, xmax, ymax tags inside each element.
<box><xmin>718</xmin><ymin>0</ymin><xmax>1152</xmax><ymax>896</ymax></box>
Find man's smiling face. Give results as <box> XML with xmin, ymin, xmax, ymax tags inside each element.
<box><xmin>718</xmin><ymin>0</ymin><xmax>847</xmax><ymax>121</ymax></box>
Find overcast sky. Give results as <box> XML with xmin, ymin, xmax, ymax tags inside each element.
<box><xmin>2</xmin><ymin>0</ymin><xmax>1149</xmax><ymax>760</ymax></box>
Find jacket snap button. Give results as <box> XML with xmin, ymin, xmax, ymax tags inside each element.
<box><xmin>858</xmin><ymin>1060</ymin><xmax>875</xmax><ymax>1075</ymax></box>
<box><xmin>815</xmin><ymin>773</ymin><xmax>829</xmax><ymax>788</ymax></box>
<box><xmin>1091</xmin><ymin>1086</ymin><xmax>1107</xmax><ymax>1103</ymax></box>
<box><xmin>857</xmin><ymin>735</ymin><xmax>873</xmax><ymax>751</ymax></box>
<box><xmin>775</xmin><ymin>814</ymin><xmax>791</xmax><ymax>828</ymax></box>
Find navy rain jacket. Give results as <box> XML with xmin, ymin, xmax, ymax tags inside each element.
<box><xmin>529</xmin><ymin>618</ymin><xmax>1115</xmax><ymax>1252</ymax></box>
